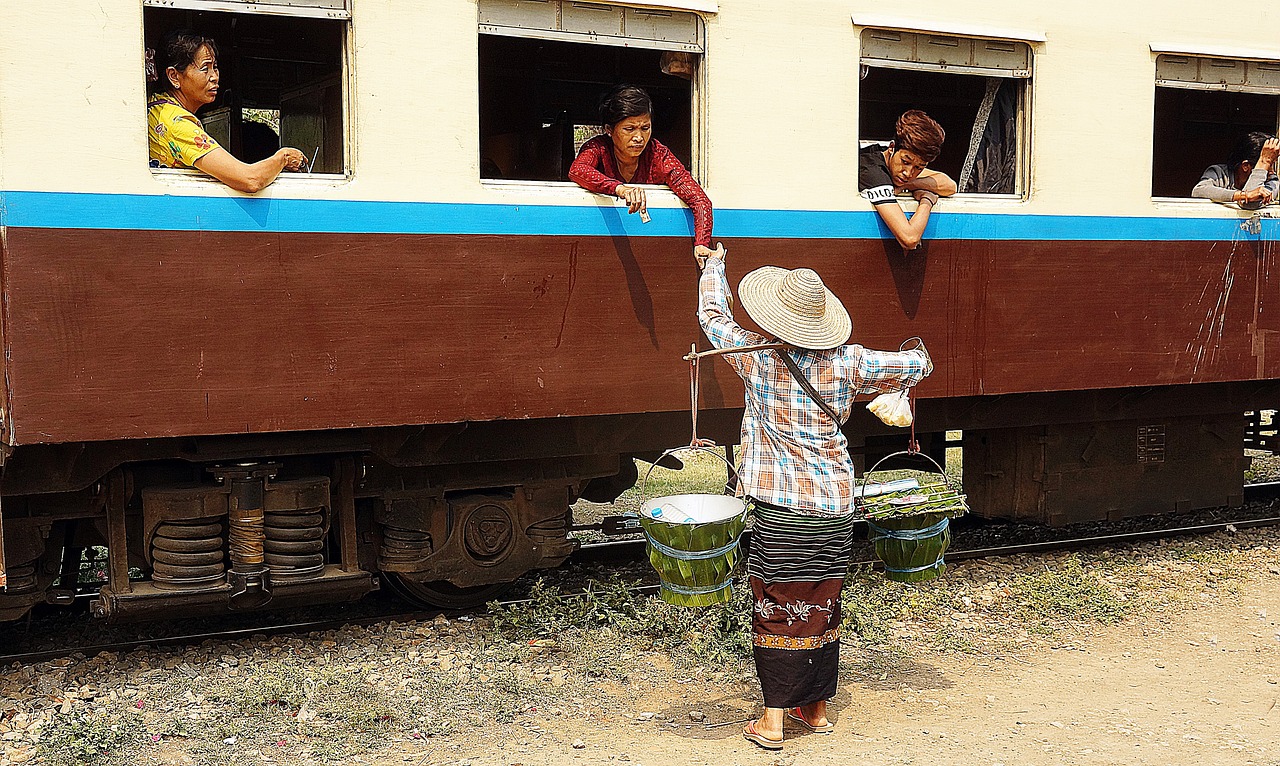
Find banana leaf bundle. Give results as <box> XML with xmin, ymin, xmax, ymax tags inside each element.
<box><xmin>858</xmin><ymin>480</ymin><xmax>967</xmax><ymax>584</ymax></box>
<box><xmin>637</xmin><ymin>494</ymin><xmax>748</xmax><ymax>607</ymax></box>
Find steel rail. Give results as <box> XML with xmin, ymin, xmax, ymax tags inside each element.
<box><xmin>3</xmin><ymin>494</ymin><xmax>1279</xmax><ymax>666</ymax></box>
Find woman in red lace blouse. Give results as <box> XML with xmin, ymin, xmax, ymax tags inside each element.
<box><xmin>569</xmin><ymin>84</ymin><xmax>716</xmax><ymax>262</ymax></box>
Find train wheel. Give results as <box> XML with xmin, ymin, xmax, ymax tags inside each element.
<box><xmin>384</xmin><ymin>573</ymin><xmax>512</xmax><ymax>610</ymax></box>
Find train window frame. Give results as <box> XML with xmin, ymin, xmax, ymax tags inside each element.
<box><xmin>142</xmin><ymin>0</ymin><xmax>354</xmax><ymax>187</ymax></box>
<box><xmin>476</xmin><ymin>0</ymin><xmax>708</xmax><ymax>190</ymax></box>
<box><xmin>1150</xmin><ymin>49</ymin><xmax>1280</xmax><ymax>204</ymax></box>
<box><xmin>856</xmin><ymin>26</ymin><xmax>1035</xmax><ymax>201</ymax></box>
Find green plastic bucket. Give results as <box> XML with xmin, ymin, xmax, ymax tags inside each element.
<box><xmin>638</xmin><ymin>447</ymin><xmax>747</xmax><ymax>607</ymax></box>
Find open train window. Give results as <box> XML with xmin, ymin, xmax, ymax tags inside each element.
<box><xmin>142</xmin><ymin>0</ymin><xmax>348</xmax><ymax>176</ymax></box>
<box><xmin>858</xmin><ymin>28</ymin><xmax>1031</xmax><ymax>197</ymax></box>
<box><xmin>477</xmin><ymin>0</ymin><xmax>702</xmax><ymax>183</ymax></box>
<box><xmin>1151</xmin><ymin>53</ymin><xmax>1280</xmax><ymax>199</ymax></box>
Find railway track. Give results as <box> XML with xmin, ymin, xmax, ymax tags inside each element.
<box><xmin>3</xmin><ymin>483</ymin><xmax>1278</xmax><ymax>667</ymax></box>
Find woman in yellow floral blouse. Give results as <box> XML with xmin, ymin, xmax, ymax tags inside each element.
<box><xmin>147</xmin><ymin>31</ymin><xmax>308</xmax><ymax>193</ymax></box>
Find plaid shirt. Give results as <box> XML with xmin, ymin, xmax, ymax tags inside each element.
<box><xmin>698</xmin><ymin>258</ymin><xmax>931</xmax><ymax>517</ymax></box>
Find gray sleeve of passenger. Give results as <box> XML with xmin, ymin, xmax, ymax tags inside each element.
<box><xmin>1191</xmin><ymin>178</ymin><xmax>1237</xmax><ymax>203</ymax></box>
<box><xmin>1242</xmin><ymin>166</ymin><xmax>1269</xmax><ymax>192</ymax></box>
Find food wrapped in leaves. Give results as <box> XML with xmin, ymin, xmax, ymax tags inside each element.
<box><xmin>857</xmin><ymin>480</ymin><xmax>968</xmax><ymax>583</ymax></box>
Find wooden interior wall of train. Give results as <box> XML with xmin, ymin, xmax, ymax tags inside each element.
<box><xmin>1</xmin><ymin>0</ymin><xmax>1278</xmax><ymax>620</ymax></box>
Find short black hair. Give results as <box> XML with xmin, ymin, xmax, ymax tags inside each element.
<box><xmin>1228</xmin><ymin>131</ymin><xmax>1274</xmax><ymax>169</ymax></box>
<box><xmin>152</xmin><ymin>30</ymin><xmax>218</xmax><ymax>93</ymax></box>
<box><xmin>598</xmin><ymin>84</ymin><xmax>653</xmax><ymax>128</ymax></box>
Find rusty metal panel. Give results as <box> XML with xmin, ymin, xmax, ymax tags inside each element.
<box><xmin>964</xmin><ymin>414</ymin><xmax>1246</xmax><ymax>525</ymax></box>
<box><xmin>1136</xmin><ymin>424</ymin><xmax>1166</xmax><ymax>464</ymax></box>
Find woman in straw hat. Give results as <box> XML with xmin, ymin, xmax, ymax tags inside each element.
<box><xmin>696</xmin><ymin>246</ymin><xmax>932</xmax><ymax>750</ymax></box>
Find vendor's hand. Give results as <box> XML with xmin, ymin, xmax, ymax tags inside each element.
<box><xmin>903</xmin><ymin>337</ymin><xmax>933</xmax><ymax>376</ymax></box>
<box><xmin>279</xmin><ymin>147</ymin><xmax>308</xmax><ymax>172</ymax></box>
<box><xmin>1259</xmin><ymin>138</ymin><xmax>1280</xmax><ymax>171</ymax></box>
<box><xmin>694</xmin><ymin>243</ymin><xmax>724</xmax><ymax>269</ymax></box>
<box><xmin>918</xmin><ymin>347</ymin><xmax>934</xmax><ymax>376</ymax></box>
<box><xmin>616</xmin><ymin>184</ymin><xmax>648</xmax><ymax>216</ymax></box>
<box><xmin>913</xmin><ymin>189</ymin><xmax>939</xmax><ymax>206</ymax></box>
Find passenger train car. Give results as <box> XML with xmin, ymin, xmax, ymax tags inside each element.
<box><xmin>1</xmin><ymin>0</ymin><xmax>1278</xmax><ymax>621</ymax></box>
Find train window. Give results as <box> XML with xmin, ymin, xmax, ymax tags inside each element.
<box><xmin>142</xmin><ymin>1</ymin><xmax>348</xmax><ymax>176</ymax></box>
<box><xmin>1151</xmin><ymin>53</ymin><xmax>1280</xmax><ymax>199</ymax></box>
<box><xmin>858</xmin><ymin>29</ymin><xmax>1031</xmax><ymax>196</ymax></box>
<box><xmin>477</xmin><ymin>0</ymin><xmax>703</xmax><ymax>183</ymax></box>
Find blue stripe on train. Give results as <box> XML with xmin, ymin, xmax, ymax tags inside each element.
<box><xmin>2</xmin><ymin>190</ymin><xmax>1277</xmax><ymax>241</ymax></box>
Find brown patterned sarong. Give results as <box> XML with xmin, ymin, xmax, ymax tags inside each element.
<box><xmin>747</xmin><ymin>501</ymin><xmax>855</xmax><ymax>709</ymax></box>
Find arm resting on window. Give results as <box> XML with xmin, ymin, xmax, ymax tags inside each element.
<box><xmin>568</xmin><ymin>142</ymin><xmax>621</xmax><ymax>196</ymax></box>
<box><xmin>1191</xmin><ymin>178</ymin><xmax>1238</xmax><ymax>203</ymax></box>
<box><xmin>872</xmin><ymin>199</ymin><xmax>935</xmax><ymax>250</ymax></box>
<box><xmin>902</xmin><ymin>168</ymin><xmax>957</xmax><ymax>197</ymax></box>
<box><xmin>194</xmin><ymin>148</ymin><xmax>290</xmax><ymax>194</ymax></box>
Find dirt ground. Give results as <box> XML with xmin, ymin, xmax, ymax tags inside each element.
<box><xmin>381</xmin><ymin>577</ymin><xmax>1280</xmax><ymax>766</ymax></box>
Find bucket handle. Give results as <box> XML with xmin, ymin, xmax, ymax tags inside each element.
<box><xmin>855</xmin><ymin>448</ymin><xmax>956</xmax><ymax>514</ymax></box>
<box><xmin>638</xmin><ymin>445</ymin><xmax>741</xmax><ymax>507</ymax></box>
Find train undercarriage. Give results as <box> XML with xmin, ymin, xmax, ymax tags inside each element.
<box><xmin>1</xmin><ymin>384</ymin><xmax>1277</xmax><ymax>623</ymax></box>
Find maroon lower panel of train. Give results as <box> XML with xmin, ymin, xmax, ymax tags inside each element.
<box><xmin>0</xmin><ymin>228</ymin><xmax>1275</xmax><ymax>620</ymax></box>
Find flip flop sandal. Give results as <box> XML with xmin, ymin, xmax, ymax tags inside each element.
<box><xmin>786</xmin><ymin>707</ymin><xmax>835</xmax><ymax>734</ymax></box>
<box><xmin>742</xmin><ymin>720</ymin><xmax>784</xmax><ymax>750</ymax></box>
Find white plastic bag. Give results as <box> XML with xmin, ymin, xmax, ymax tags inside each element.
<box><xmin>868</xmin><ymin>389</ymin><xmax>913</xmax><ymax>427</ymax></box>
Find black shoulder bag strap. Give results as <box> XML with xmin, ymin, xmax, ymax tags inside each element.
<box><xmin>774</xmin><ymin>349</ymin><xmax>844</xmax><ymax>425</ymax></box>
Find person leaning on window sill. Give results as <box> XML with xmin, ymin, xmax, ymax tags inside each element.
<box><xmin>1191</xmin><ymin>133</ymin><xmax>1280</xmax><ymax>211</ymax></box>
<box><xmin>568</xmin><ymin>83</ymin><xmax>716</xmax><ymax>264</ymax></box>
<box><xmin>858</xmin><ymin>110</ymin><xmax>957</xmax><ymax>251</ymax></box>
<box><xmin>146</xmin><ymin>30</ymin><xmax>308</xmax><ymax>194</ymax></box>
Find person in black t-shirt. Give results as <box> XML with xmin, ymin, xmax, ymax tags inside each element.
<box><xmin>858</xmin><ymin>110</ymin><xmax>956</xmax><ymax>250</ymax></box>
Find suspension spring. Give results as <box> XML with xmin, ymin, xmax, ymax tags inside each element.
<box><xmin>378</xmin><ymin>525</ymin><xmax>433</xmax><ymax>567</ymax></box>
<box><xmin>150</xmin><ymin>517</ymin><xmax>227</xmax><ymax>590</ymax></box>
<box><xmin>3</xmin><ymin>563</ymin><xmax>38</xmax><ymax>593</ymax></box>
<box><xmin>264</xmin><ymin>507</ymin><xmax>326</xmax><ymax>582</ymax></box>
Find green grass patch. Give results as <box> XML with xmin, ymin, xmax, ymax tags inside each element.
<box><xmin>1006</xmin><ymin>556</ymin><xmax>1131</xmax><ymax>625</ymax></box>
<box><xmin>38</xmin><ymin>708</ymin><xmax>144</xmax><ymax>766</ymax></box>
<box><xmin>488</xmin><ymin>575</ymin><xmax>754</xmax><ymax>671</ymax></box>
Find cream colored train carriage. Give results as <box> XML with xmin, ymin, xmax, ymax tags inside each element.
<box><xmin>0</xmin><ymin>0</ymin><xmax>1277</xmax><ymax>620</ymax></box>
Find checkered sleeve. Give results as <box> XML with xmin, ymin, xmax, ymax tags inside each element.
<box><xmin>698</xmin><ymin>258</ymin><xmax>767</xmax><ymax>375</ymax></box>
<box><xmin>840</xmin><ymin>346</ymin><xmax>932</xmax><ymax>394</ymax></box>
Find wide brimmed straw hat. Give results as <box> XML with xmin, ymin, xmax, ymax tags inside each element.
<box><xmin>738</xmin><ymin>266</ymin><xmax>852</xmax><ymax>350</ymax></box>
